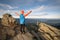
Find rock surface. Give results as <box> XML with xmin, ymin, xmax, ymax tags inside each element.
<box><xmin>0</xmin><ymin>14</ymin><xmax>60</xmax><ymax>40</ymax></box>
<box><xmin>38</xmin><ymin>23</ymin><xmax>60</xmax><ymax>40</ymax></box>
<box><xmin>1</xmin><ymin>13</ymin><xmax>17</xmax><ymax>27</ymax></box>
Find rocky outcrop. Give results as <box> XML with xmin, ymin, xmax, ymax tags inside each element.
<box><xmin>12</xmin><ymin>23</ymin><xmax>60</xmax><ymax>40</ymax></box>
<box><xmin>0</xmin><ymin>14</ymin><xmax>60</xmax><ymax>40</ymax></box>
<box><xmin>0</xmin><ymin>14</ymin><xmax>20</xmax><ymax>40</ymax></box>
<box><xmin>1</xmin><ymin>13</ymin><xmax>17</xmax><ymax>27</ymax></box>
<box><xmin>38</xmin><ymin>23</ymin><xmax>60</xmax><ymax>40</ymax></box>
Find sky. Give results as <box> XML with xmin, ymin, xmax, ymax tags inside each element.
<box><xmin>0</xmin><ymin>0</ymin><xmax>60</xmax><ymax>19</ymax></box>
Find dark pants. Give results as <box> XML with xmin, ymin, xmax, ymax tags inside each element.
<box><xmin>20</xmin><ymin>24</ymin><xmax>25</xmax><ymax>33</ymax></box>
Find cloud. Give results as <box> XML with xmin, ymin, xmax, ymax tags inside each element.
<box><xmin>28</xmin><ymin>5</ymin><xmax>46</xmax><ymax>13</ymax></box>
<box><xmin>0</xmin><ymin>9</ymin><xmax>20</xmax><ymax>16</ymax></box>
<box><xmin>42</xmin><ymin>14</ymin><xmax>60</xmax><ymax>19</ymax></box>
<box><xmin>30</xmin><ymin>5</ymin><xmax>60</xmax><ymax>13</ymax></box>
<box><xmin>0</xmin><ymin>4</ymin><xmax>18</xmax><ymax>9</ymax></box>
<box><xmin>26</xmin><ymin>14</ymin><xmax>60</xmax><ymax>19</ymax></box>
<box><xmin>25</xmin><ymin>5</ymin><xmax>60</xmax><ymax>19</ymax></box>
<box><xmin>25</xmin><ymin>5</ymin><xmax>48</xmax><ymax>16</ymax></box>
<box><xmin>0</xmin><ymin>4</ymin><xmax>60</xmax><ymax>19</ymax></box>
<box><xmin>37</xmin><ymin>0</ymin><xmax>47</xmax><ymax>2</ymax></box>
<box><xmin>0</xmin><ymin>9</ymin><xmax>4</xmax><ymax>12</ymax></box>
<box><xmin>55</xmin><ymin>0</ymin><xmax>60</xmax><ymax>4</ymax></box>
<box><xmin>46</xmin><ymin>5</ymin><xmax>60</xmax><ymax>10</ymax></box>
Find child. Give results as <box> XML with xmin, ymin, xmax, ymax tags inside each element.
<box><xmin>15</xmin><ymin>10</ymin><xmax>32</xmax><ymax>34</ymax></box>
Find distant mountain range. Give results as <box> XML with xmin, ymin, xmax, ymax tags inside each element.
<box><xmin>16</xmin><ymin>18</ymin><xmax>60</xmax><ymax>29</ymax></box>
<box><xmin>0</xmin><ymin>18</ymin><xmax>60</xmax><ymax>29</ymax></box>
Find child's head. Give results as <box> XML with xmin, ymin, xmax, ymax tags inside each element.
<box><xmin>20</xmin><ymin>10</ymin><xmax>24</xmax><ymax>14</ymax></box>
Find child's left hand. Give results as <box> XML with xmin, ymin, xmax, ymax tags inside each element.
<box><xmin>30</xmin><ymin>11</ymin><xmax>32</xmax><ymax>13</ymax></box>
<box><xmin>29</xmin><ymin>11</ymin><xmax>32</xmax><ymax>13</ymax></box>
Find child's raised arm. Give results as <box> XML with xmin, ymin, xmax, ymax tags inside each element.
<box><xmin>24</xmin><ymin>11</ymin><xmax>32</xmax><ymax>17</ymax></box>
<box><xmin>15</xmin><ymin>12</ymin><xmax>20</xmax><ymax>16</ymax></box>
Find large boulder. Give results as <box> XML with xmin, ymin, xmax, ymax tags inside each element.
<box><xmin>1</xmin><ymin>13</ymin><xmax>17</xmax><ymax>29</ymax></box>
<box><xmin>0</xmin><ymin>13</ymin><xmax>18</xmax><ymax>40</ymax></box>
